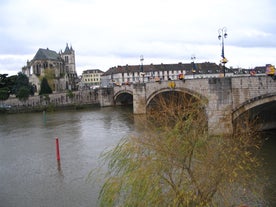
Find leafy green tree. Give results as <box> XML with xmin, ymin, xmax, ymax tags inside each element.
<box><xmin>13</xmin><ymin>72</ymin><xmax>34</xmax><ymax>101</ymax></box>
<box><xmin>0</xmin><ymin>74</ymin><xmax>17</xmax><ymax>101</ymax></box>
<box><xmin>0</xmin><ymin>74</ymin><xmax>8</xmax><ymax>87</ymax></box>
<box><xmin>6</xmin><ymin>75</ymin><xmax>17</xmax><ymax>94</ymax></box>
<box><xmin>13</xmin><ymin>72</ymin><xmax>29</xmax><ymax>94</ymax></box>
<box><xmin>0</xmin><ymin>74</ymin><xmax>9</xmax><ymax>101</ymax></box>
<box><xmin>0</xmin><ymin>87</ymin><xmax>10</xmax><ymax>101</ymax></box>
<box><xmin>39</xmin><ymin>77</ymin><xmax>52</xmax><ymax>95</ymax></box>
<box><xmin>97</xmin><ymin>92</ymin><xmax>266</xmax><ymax>207</ymax></box>
<box><xmin>16</xmin><ymin>86</ymin><xmax>31</xmax><ymax>102</ymax></box>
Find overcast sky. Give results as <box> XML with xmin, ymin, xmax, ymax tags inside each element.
<box><xmin>1</xmin><ymin>0</ymin><xmax>276</xmax><ymax>76</ymax></box>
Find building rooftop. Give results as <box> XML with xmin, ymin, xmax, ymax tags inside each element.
<box><xmin>102</xmin><ymin>62</ymin><xmax>223</xmax><ymax>76</ymax></box>
<box><xmin>32</xmin><ymin>48</ymin><xmax>61</xmax><ymax>61</ymax></box>
<box><xmin>83</xmin><ymin>69</ymin><xmax>104</xmax><ymax>74</ymax></box>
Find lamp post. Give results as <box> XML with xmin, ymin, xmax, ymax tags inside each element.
<box><xmin>218</xmin><ymin>27</ymin><xmax>228</xmax><ymax>77</ymax></box>
<box><xmin>140</xmin><ymin>55</ymin><xmax>145</xmax><ymax>83</ymax></box>
<box><xmin>191</xmin><ymin>55</ymin><xmax>196</xmax><ymax>79</ymax></box>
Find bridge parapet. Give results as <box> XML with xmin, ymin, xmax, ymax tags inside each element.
<box><xmin>113</xmin><ymin>84</ymin><xmax>134</xmax><ymax>97</ymax></box>
<box><xmin>231</xmin><ymin>76</ymin><xmax>276</xmax><ymax>110</ymax></box>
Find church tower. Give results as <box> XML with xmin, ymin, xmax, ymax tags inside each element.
<box><xmin>61</xmin><ymin>43</ymin><xmax>76</xmax><ymax>74</ymax></box>
<box><xmin>61</xmin><ymin>43</ymin><xmax>78</xmax><ymax>90</ymax></box>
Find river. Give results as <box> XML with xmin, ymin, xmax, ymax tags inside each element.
<box><xmin>0</xmin><ymin>107</ymin><xmax>275</xmax><ymax>206</ymax></box>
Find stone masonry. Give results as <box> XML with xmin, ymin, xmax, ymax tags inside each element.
<box><xmin>111</xmin><ymin>76</ymin><xmax>276</xmax><ymax>134</ymax></box>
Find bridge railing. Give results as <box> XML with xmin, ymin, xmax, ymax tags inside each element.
<box><xmin>103</xmin><ymin>73</ymin><xmax>267</xmax><ymax>88</ymax></box>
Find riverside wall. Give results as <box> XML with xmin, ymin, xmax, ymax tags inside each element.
<box><xmin>1</xmin><ymin>90</ymin><xmax>100</xmax><ymax>113</ymax></box>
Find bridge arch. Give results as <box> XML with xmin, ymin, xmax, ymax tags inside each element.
<box><xmin>232</xmin><ymin>93</ymin><xmax>276</xmax><ymax>130</ymax></box>
<box><xmin>146</xmin><ymin>87</ymin><xmax>208</xmax><ymax>108</ymax></box>
<box><xmin>233</xmin><ymin>93</ymin><xmax>276</xmax><ymax>120</ymax></box>
<box><xmin>114</xmin><ymin>90</ymin><xmax>133</xmax><ymax>105</ymax></box>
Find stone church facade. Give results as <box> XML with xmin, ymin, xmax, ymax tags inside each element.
<box><xmin>22</xmin><ymin>43</ymin><xmax>78</xmax><ymax>93</ymax></box>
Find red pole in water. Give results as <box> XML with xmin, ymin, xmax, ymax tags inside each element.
<box><xmin>56</xmin><ymin>137</ymin><xmax>60</xmax><ymax>161</ymax></box>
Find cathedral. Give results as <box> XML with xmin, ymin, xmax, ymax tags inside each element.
<box><xmin>22</xmin><ymin>43</ymin><xmax>79</xmax><ymax>93</ymax></box>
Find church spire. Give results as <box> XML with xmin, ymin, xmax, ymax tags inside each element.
<box><xmin>63</xmin><ymin>43</ymin><xmax>71</xmax><ymax>54</ymax></box>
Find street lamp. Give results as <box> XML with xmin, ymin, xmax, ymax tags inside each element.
<box><xmin>140</xmin><ymin>55</ymin><xmax>145</xmax><ymax>83</ymax></box>
<box><xmin>191</xmin><ymin>55</ymin><xmax>196</xmax><ymax>79</ymax></box>
<box><xmin>218</xmin><ymin>27</ymin><xmax>228</xmax><ymax>77</ymax></box>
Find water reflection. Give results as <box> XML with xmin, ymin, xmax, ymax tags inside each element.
<box><xmin>57</xmin><ymin>160</ymin><xmax>63</xmax><ymax>177</ymax></box>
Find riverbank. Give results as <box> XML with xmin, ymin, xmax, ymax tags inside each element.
<box><xmin>0</xmin><ymin>103</ymin><xmax>101</xmax><ymax>114</ymax></box>
<box><xmin>1</xmin><ymin>90</ymin><xmax>100</xmax><ymax>114</ymax></box>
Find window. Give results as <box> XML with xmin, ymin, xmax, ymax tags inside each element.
<box><xmin>65</xmin><ymin>56</ymin><xmax>69</xmax><ymax>63</ymax></box>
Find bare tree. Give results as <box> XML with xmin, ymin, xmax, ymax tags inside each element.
<box><xmin>97</xmin><ymin>92</ymin><xmax>266</xmax><ymax>207</ymax></box>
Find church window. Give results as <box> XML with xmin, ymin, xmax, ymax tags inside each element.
<box><xmin>65</xmin><ymin>56</ymin><xmax>69</xmax><ymax>63</ymax></box>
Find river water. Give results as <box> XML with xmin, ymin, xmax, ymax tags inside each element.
<box><xmin>0</xmin><ymin>107</ymin><xmax>275</xmax><ymax>206</ymax></box>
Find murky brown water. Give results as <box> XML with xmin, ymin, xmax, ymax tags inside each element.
<box><xmin>0</xmin><ymin>107</ymin><xmax>275</xmax><ymax>206</ymax></box>
<box><xmin>0</xmin><ymin>107</ymin><xmax>134</xmax><ymax>207</ymax></box>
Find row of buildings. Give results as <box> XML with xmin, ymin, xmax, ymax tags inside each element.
<box><xmin>22</xmin><ymin>44</ymin><xmax>267</xmax><ymax>93</ymax></box>
<box><xmin>100</xmin><ymin>63</ymin><xmax>266</xmax><ymax>87</ymax></box>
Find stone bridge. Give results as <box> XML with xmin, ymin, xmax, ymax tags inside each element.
<box><xmin>99</xmin><ymin>76</ymin><xmax>276</xmax><ymax>134</ymax></box>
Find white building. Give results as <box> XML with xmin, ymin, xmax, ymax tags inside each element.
<box><xmin>101</xmin><ymin>62</ymin><xmax>225</xmax><ymax>87</ymax></box>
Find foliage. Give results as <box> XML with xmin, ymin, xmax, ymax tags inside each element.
<box><xmin>14</xmin><ymin>72</ymin><xmax>34</xmax><ymax>101</ymax></box>
<box><xmin>6</xmin><ymin>75</ymin><xmax>18</xmax><ymax>94</ymax></box>
<box><xmin>39</xmin><ymin>77</ymin><xmax>53</xmax><ymax>95</ymax></box>
<box><xmin>0</xmin><ymin>87</ymin><xmax>10</xmax><ymax>101</ymax></box>
<box><xmin>40</xmin><ymin>69</ymin><xmax>55</xmax><ymax>91</ymax></box>
<box><xmin>13</xmin><ymin>72</ymin><xmax>29</xmax><ymax>93</ymax></box>
<box><xmin>97</xmin><ymin>92</ymin><xmax>266</xmax><ymax>207</ymax></box>
<box><xmin>66</xmin><ymin>90</ymin><xmax>75</xmax><ymax>99</ymax></box>
<box><xmin>16</xmin><ymin>86</ymin><xmax>30</xmax><ymax>102</ymax></box>
<box><xmin>0</xmin><ymin>73</ymin><xmax>34</xmax><ymax>101</ymax></box>
<box><xmin>0</xmin><ymin>74</ymin><xmax>16</xmax><ymax>100</ymax></box>
<box><xmin>0</xmin><ymin>74</ymin><xmax>9</xmax><ymax>87</ymax></box>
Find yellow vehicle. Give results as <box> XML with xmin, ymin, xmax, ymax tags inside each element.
<box><xmin>266</xmin><ymin>64</ymin><xmax>275</xmax><ymax>76</ymax></box>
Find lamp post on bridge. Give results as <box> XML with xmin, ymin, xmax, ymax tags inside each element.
<box><xmin>191</xmin><ymin>55</ymin><xmax>196</xmax><ymax>79</ymax></box>
<box><xmin>218</xmin><ymin>27</ymin><xmax>228</xmax><ymax>77</ymax></box>
<box><xmin>140</xmin><ymin>55</ymin><xmax>145</xmax><ymax>83</ymax></box>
